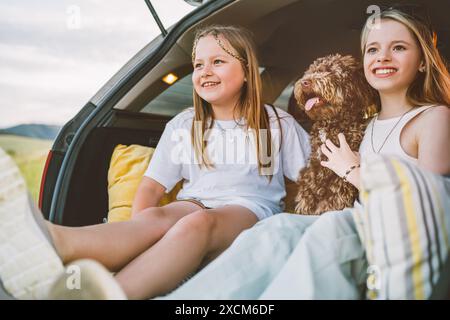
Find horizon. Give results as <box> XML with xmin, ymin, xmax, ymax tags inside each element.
<box><xmin>0</xmin><ymin>123</ymin><xmax>63</xmax><ymax>129</ymax></box>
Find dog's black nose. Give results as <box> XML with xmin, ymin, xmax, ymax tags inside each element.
<box><xmin>301</xmin><ymin>80</ymin><xmax>311</xmax><ymax>88</ymax></box>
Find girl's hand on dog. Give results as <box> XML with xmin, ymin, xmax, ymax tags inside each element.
<box><xmin>320</xmin><ymin>133</ymin><xmax>361</xmax><ymax>190</ymax></box>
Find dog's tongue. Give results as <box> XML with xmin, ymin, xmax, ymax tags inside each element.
<box><xmin>305</xmin><ymin>97</ymin><xmax>319</xmax><ymax>111</ymax></box>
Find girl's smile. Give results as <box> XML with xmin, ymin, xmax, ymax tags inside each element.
<box><xmin>371</xmin><ymin>66</ymin><xmax>398</xmax><ymax>78</ymax></box>
<box><xmin>201</xmin><ymin>81</ymin><xmax>220</xmax><ymax>88</ymax></box>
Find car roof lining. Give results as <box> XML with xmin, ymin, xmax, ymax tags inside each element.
<box><xmin>112</xmin><ymin>0</ymin><xmax>449</xmax><ymax>114</ymax></box>
<box><xmin>113</xmin><ymin>0</ymin><xmax>298</xmax><ymax>112</ymax></box>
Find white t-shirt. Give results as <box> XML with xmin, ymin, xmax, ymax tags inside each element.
<box><xmin>144</xmin><ymin>105</ymin><xmax>311</xmax><ymax>220</ymax></box>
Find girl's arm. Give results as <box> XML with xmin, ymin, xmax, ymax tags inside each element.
<box><xmin>416</xmin><ymin>106</ymin><xmax>450</xmax><ymax>175</ymax></box>
<box><xmin>131</xmin><ymin>176</ymin><xmax>166</xmax><ymax>217</ymax></box>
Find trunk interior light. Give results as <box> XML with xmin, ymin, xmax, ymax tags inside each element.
<box><xmin>162</xmin><ymin>73</ymin><xmax>178</xmax><ymax>85</ymax></box>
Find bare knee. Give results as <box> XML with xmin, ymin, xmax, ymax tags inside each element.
<box><xmin>131</xmin><ymin>207</ymin><xmax>175</xmax><ymax>236</ymax></box>
<box><xmin>169</xmin><ymin>210</ymin><xmax>215</xmax><ymax>243</ymax></box>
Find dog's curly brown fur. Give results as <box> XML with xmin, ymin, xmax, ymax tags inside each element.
<box><xmin>293</xmin><ymin>54</ymin><xmax>375</xmax><ymax>215</ymax></box>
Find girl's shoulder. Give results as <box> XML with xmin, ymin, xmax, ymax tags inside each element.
<box><xmin>166</xmin><ymin>107</ymin><xmax>195</xmax><ymax>129</ymax></box>
<box><xmin>264</xmin><ymin>104</ymin><xmax>296</xmax><ymax>126</ymax></box>
<box><xmin>417</xmin><ymin>105</ymin><xmax>449</xmax><ymax>127</ymax></box>
<box><xmin>415</xmin><ymin>105</ymin><xmax>450</xmax><ymax>138</ymax></box>
<box><xmin>423</xmin><ymin>105</ymin><xmax>450</xmax><ymax>116</ymax></box>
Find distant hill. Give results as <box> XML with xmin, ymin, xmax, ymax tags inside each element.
<box><xmin>0</xmin><ymin>124</ymin><xmax>62</xmax><ymax>140</ymax></box>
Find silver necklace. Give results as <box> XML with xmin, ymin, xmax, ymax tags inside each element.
<box><xmin>370</xmin><ymin>107</ymin><xmax>414</xmax><ymax>154</ymax></box>
<box><xmin>214</xmin><ymin>120</ymin><xmax>245</xmax><ymax>143</ymax></box>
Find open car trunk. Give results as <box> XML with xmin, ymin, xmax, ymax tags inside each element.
<box><xmin>60</xmin><ymin>113</ymin><xmax>171</xmax><ymax>226</ymax></box>
<box><xmin>44</xmin><ymin>0</ymin><xmax>450</xmax><ymax>226</ymax></box>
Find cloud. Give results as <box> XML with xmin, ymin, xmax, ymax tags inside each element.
<box><xmin>0</xmin><ymin>0</ymin><xmax>194</xmax><ymax>128</ymax></box>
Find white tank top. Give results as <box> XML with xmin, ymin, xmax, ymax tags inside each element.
<box><xmin>359</xmin><ymin>105</ymin><xmax>435</xmax><ymax>165</ymax></box>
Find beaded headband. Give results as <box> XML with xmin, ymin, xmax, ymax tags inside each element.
<box><xmin>191</xmin><ymin>31</ymin><xmax>248</xmax><ymax>65</ymax></box>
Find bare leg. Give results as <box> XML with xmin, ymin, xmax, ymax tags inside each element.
<box><xmin>115</xmin><ymin>205</ymin><xmax>258</xmax><ymax>300</ymax></box>
<box><xmin>47</xmin><ymin>201</ymin><xmax>202</xmax><ymax>271</ymax></box>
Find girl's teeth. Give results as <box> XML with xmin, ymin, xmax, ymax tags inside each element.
<box><xmin>375</xmin><ymin>69</ymin><xmax>396</xmax><ymax>75</ymax></box>
<box><xmin>203</xmin><ymin>82</ymin><xmax>218</xmax><ymax>87</ymax></box>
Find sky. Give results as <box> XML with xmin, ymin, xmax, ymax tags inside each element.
<box><xmin>0</xmin><ymin>0</ymin><xmax>195</xmax><ymax>128</ymax></box>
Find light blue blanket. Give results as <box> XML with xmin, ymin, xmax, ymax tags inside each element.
<box><xmin>158</xmin><ymin>210</ymin><xmax>367</xmax><ymax>300</ymax></box>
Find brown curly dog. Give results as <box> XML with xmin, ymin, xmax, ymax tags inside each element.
<box><xmin>294</xmin><ymin>54</ymin><xmax>375</xmax><ymax>215</ymax></box>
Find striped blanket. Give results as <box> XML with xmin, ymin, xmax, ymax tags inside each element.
<box><xmin>353</xmin><ymin>154</ymin><xmax>450</xmax><ymax>299</ymax></box>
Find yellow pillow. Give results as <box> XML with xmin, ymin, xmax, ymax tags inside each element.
<box><xmin>107</xmin><ymin>144</ymin><xmax>181</xmax><ymax>223</ymax></box>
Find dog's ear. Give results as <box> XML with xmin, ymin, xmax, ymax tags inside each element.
<box><xmin>353</xmin><ymin>66</ymin><xmax>379</xmax><ymax>117</ymax></box>
<box><xmin>293</xmin><ymin>78</ymin><xmax>304</xmax><ymax>106</ymax></box>
<box><xmin>287</xmin><ymin>90</ymin><xmax>313</xmax><ymax>133</ymax></box>
<box><xmin>335</xmin><ymin>55</ymin><xmax>375</xmax><ymax>117</ymax></box>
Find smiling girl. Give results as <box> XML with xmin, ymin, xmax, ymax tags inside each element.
<box><xmin>0</xmin><ymin>25</ymin><xmax>310</xmax><ymax>300</ymax></box>
<box><xmin>321</xmin><ymin>9</ymin><xmax>450</xmax><ymax>182</ymax></box>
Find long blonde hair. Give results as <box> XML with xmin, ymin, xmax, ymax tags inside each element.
<box><xmin>360</xmin><ymin>9</ymin><xmax>450</xmax><ymax>109</ymax></box>
<box><xmin>191</xmin><ymin>25</ymin><xmax>278</xmax><ymax>177</ymax></box>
